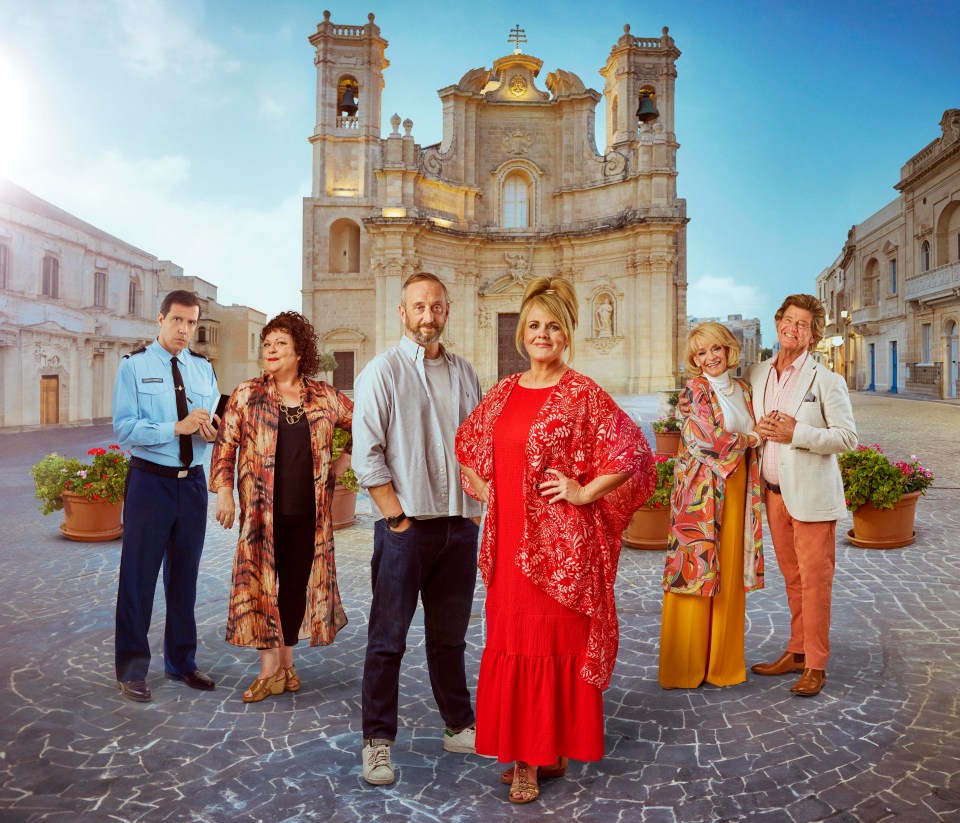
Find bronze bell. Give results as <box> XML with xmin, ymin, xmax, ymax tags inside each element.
<box><xmin>339</xmin><ymin>86</ymin><xmax>358</xmax><ymax>117</ymax></box>
<box><xmin>636</xmin><ymin>91</ymin><xmax>659</xmax><ymax>123</ymax></box>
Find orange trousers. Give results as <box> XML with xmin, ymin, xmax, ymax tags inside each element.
<box><xmin>658</xmin><ymin>461</ymin><xmax>747</xmax><ymax>688</ymax></box>
<box><xmin>764</xmin><ymin>490</ymin><xmax>836</xmax><ymax>671</ymax></box>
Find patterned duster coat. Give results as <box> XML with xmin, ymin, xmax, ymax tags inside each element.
<box><xmin>662</xmin><ymin>376</ymin><xmax>764</xmax><ymax>597</ymax></box>
<box><xmin>209</xmin><ymin>374</ymin><xmax>353</xmax><ymax>648</ymax></box>
<box><xmin>455</xmin><ymin>370</ymin><xmax>655</xmax><ymax>690</ymax></box>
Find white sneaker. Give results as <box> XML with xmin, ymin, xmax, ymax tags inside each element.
<box><xmin>362</xmin><ymin>739</ymin><xmax>394</xmax><ymax>785</ymax></box>
<box><xmin>444</xmin><ymin>724</ymin><xmax>480</xmax><ymax>754</ymax></box>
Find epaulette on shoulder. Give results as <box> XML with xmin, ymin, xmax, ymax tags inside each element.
<box><xmin>187</xmin><ymin>348</ymin><xmax>209</xmax><ymax>361</ymax></box>
<box><xmin>122</xmin><ymin>345</ymin><xmax>147</xmax><ymax>359</ymax></box>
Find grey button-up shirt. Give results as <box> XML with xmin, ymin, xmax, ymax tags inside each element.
<box><xmin>352</xmin><ymin>335</ymin><xmax>483</xmax><ymax>521</ymax></box>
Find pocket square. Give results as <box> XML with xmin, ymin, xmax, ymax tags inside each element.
<box><xmin>803</xmin><ymin>392</ymin><xmax>817</xmax><ymax>402</ymax></box>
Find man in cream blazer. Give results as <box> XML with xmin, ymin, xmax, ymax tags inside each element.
<box><xmin>750</xmin><ymin>295</ymin><xmax>857</xmax><ymax>696</ymax></box>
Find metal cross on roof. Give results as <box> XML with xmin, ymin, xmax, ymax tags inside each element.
<box><xmin>508</xmin><ymin>24</ymin><xmax>527</xmax><ymax>54</ymax></box>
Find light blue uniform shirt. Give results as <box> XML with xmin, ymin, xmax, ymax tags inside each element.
<box><xmin>112</xmin><ymin>339</ymin><xmax>219</xmax><ymax>468</ymax></box>
<box><xmin>352</xmin><ymin>335</ymin><xmax>483</xmax><ymax>521</ymax></box>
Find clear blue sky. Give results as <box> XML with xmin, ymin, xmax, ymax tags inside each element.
<box><xmin>1</xmin><ymin>0</ymin><xmax>957</xmax><ymax>342</ymax></box>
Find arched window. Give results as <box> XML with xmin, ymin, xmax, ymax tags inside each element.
<box><xmin>128</xmin><ymin>279</ymin><xmax>138</xmax><ymax>315</ymax></box>
<box><xmin>197</xmin><ymin>326</ymin><xmax>207</xmax><ymax>343</ymax></box>
<box><xmin>502</xmin><ymin>172</ymin><xmax>531</xmax><ymax>228</ymax></box>
<box><xmin>42</xmin><ymin>255</ymin><xmax>59</xmax><ymax>298</ymax></box>
<box><xmin>921</xmin><ymin>240</ymin><xmax>931</xmax><ymax>272</ymax></box>
<box><xmin>337</xmin><ymin>75</ymin><xmax>360</xmax><ymax>127</ymax></box>
<box><xmin>329</xmin><ymin>218</ymin><xmax>361</xmax><ymax>273</ymax></box>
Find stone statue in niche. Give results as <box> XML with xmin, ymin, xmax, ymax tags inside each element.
<box><xmin>504</xmin><ymin>252</ymin><xmax>531</xmax><ymax>285</ymax></box>
<box><xmin>595</xmin><ymin>295</ymin><xmax>615</xmax><ymax>338</ymax></box>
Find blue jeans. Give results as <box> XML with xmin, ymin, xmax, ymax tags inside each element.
<box><xmin>362</xmin><ymin>516</ymin><xmax>479</xmax><ymax>741</ymax></box>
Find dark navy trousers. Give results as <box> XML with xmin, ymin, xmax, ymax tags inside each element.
<box><xmin>361</xmin><ymin>516</ymin><xmax>479</xmax><ymax>741</ymax></box>
<box><xmin>114</xmin><ymin>466</ymin><xmax>208</xmax><ymax>682</ymax></box>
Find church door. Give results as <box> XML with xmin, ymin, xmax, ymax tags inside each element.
<box><xmin>497</xmin><ymin>313</ymin><xmax>525</xmax><ymax>380</ymax></box>
<box><xmin>40</xmin><ymin>376</ymin><xmax>59</xmax><ymax>424</ymax></box>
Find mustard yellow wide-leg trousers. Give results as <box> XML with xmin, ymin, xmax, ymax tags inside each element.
<box><xmin>658</xmin><ymin>461</ymin><xmax>747</xmax><ymax>688</ymax></box>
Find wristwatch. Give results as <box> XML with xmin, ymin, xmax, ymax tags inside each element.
<box><xmin>385</xmin><ymin>511</ymin><xmax>408</xmax><ymax>529</ymax></box>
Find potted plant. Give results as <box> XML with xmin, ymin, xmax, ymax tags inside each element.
<box><xmin>318</xmin><ymin>351</ymin><xmax>339</xmax><ymax>383</ymax></box>
<box><xmin>838</xmin><ymin>444</ymin><xmax>934</xmax><ymax>549</ymax></box>
<box><xmin>651</xmin><ymin>416</ymin><xmax>682</xmax><ymax>457</ymax></box>
<box><xmin>30</xmin><ymin>444</ymin><xmax>128</xmax><ymax>542</ymax></box>
<box><xmin>331</xmin><ymin>427</ymin><xmax>359</xmax><ymax>530</ymax></box>
<box><xmin>623</xmin><ymin>455</ymin><xmax>675</xmax><ymax>550</ymax></box>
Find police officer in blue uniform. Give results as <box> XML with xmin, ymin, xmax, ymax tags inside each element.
<box><xmin>112</xmin><ymin>289</ymin><xmax>220</xmax><ymax>702</ymax></box>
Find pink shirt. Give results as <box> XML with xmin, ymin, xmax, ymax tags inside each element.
<box><xmin>761</xmin><ymin>350</ymin><xmax>808</xmax><ymax>484</ymax></box>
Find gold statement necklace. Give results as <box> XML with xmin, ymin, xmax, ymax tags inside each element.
<box><xmin>278</xmin><ymin>378</ymin><xmax>306</xmax><ymax>425</ymax></box>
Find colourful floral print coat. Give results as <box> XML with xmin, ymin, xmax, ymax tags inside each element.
<box><xmin>209</xmin><ymin>374</ymin><xmax>353</xmax><ymax>648</ymax></box>
<box><xmin>455</xmin><ymin>370</ymin><xmax>655</xmax><ymax>690</ymax></box>
<box><xmin>662</xmin><ymin>376</ymin><xmax>763</xmax><ymax>596</ymax></box>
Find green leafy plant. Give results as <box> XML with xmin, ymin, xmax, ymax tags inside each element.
<box><xmin>652</xmin><ymin>416</ymin><xmax>682</xmax><ymax>434</ymax></box>
<box><xmin>318</xmin><ymin>351</ymin><xmax>339</xmax><ymax>374</ymax></box>
<box><xmin>644</xmin><ymin>456</ymin><xmax>676</xmax><ymax>508</ymax></box>
<box><xmin>332</xmin><ymin>427</ymin><xmax>359</xmax><ymax>492</ymax></box>
<box><xmin>30</xmin><ymin>445</ymin><xmax>129</xmax><ymax>515</ymax></box>
<box><xmin>838</xmin><ymin>444</ymin><xmax>934</xmax><ymax>511</ymax></box>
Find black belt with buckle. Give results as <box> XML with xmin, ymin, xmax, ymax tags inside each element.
<box><xmin>131</xmin><ymin>456</ymin><xmax>202</xmax><ymax>479</ymax></box>
<box><xmin>766</xmin><ymin>482</ymin><xmax>782</xmax><ymax>495</ymax></box>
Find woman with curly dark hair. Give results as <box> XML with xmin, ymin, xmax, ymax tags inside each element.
<box><xmin>209</xmin><ymin>311</ymin><xmax>354</xmax><ymax>702</ymax></box>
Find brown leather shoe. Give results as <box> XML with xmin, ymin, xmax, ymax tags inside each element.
<box><xmin>750</xmin><ymin>651</ymin><xmax>806</xmax><ymax>676</ymax></box>
<box><xmin>117</xmin><ymin>679</ymin><xmax>152</xmax><ymax>702</ymax></box>
<box><xmin>165</xmin><ymin>669</ymin><xmax>216</xmax><ymax>690</ymax></box>
<box><xmin>790</xmin><ymin>668</ymin><xmax>826</xmax><ymax>696</ymax></box>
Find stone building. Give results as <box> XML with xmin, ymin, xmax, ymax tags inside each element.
<box><xmin>0</xmin><ymin>179</ymin><xmax>160</xmax><ymax>430</ymax></box>
<box><xmin>158</xmin><ymin>264</ymin><xmax>266</xmax><ymax>395</ymax></box>
<box><xmin>0</xmin><ymin>179</ymin><xmax>264</xmax><ymax>430</ymax></box>
<box><xmin>687</xmin><ymin>313</ymin><xmax>762</xmax><ymax>377</ymax></box>
<box><xmin>303</xmin><ymin>12</ymin><xmax>687</xmax><ymax>392</ymax></box>
<box><xmin>816</xmin><ymin>109</ymin><xmax>960</xmax><ymax>399</ymax></box>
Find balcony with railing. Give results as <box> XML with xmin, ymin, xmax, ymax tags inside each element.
<box><xmin>905</xmin><ymin>260</ymin><xmax>960</xmax><ymax>306</ymax></box>
<box><xmin>850</xmin><ymin>304</ymin><xmax>880</xmax><ymax>334</ymax></box>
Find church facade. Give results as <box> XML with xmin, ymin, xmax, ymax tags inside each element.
<box><xmin>303</xmin><ymin>12</ymin><xmax>687</xmax><ymax>393</ymax></box>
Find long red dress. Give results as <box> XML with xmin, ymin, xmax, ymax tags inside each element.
<box><xmin>475</xmin><ymin>385</ymin><xmax>604</xmax><ymax>765</ymax></box>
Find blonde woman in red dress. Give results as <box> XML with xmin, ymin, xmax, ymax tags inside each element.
<box><xmin>455</xmin><ymin>277</ymin><xmax>655</xmax><ymax>804</ymax></box>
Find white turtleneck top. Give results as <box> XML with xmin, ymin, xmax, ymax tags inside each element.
<box><xmin>704</xmin><ymin>371</ymin><xmax>754</xmax><ymax>435</ymax></box>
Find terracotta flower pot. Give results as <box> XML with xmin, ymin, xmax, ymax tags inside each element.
<box><xmin>60</xmin><ymin>492</ymin><xmax>123</xmax><ymax>542</ymax></box>
<box><xmin>654</xmin><ymin>430</ymin><xmax>681</xmax><ymax>457</ymax></box>
<box><xmin>331</xmin><ymin>486</ymin><xmax>357</xmax><ymax>531</ymax></box>
<box><xmin>623</xmin><ymin>503</ymin><xmax>670</xmax><ymax>550</ymax></box>
<box><xmin>847</xmin><ymin>490</ymin><xmax>921</xmax><ymax>549</ymax></box>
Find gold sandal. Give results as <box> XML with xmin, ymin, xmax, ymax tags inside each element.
<box><xmin>284</xmin><ymin>666</ymin><xmax>301</xmax><ymax>692</ymax></box>
<box><xmin>500</xmin><ymin>756</ymin><xmax>567</xmax><ymax>785</ymax></box>
<box><xmin>508</xmin><ymin>761</ymin><xmax>539</xmax><ymax>804</ymax></box>
<box><xmin>241</xmin><ymin>666</ymin><xmax>286</xmax><ymax>703</ymax></box>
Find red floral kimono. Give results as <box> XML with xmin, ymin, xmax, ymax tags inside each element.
<box><xmin>662</xmin><ymin>376</ymin><xmax>764</xmax><ymax>596</ymax></box>
<box><xmin>455</xmin><ymin>370</ymin><xmax>655</xmax><ymax>689</ymax></box>
<box><xmin>209</xmin><ymin>374</ymin><xmax>353</xmax><ymax>648</ymax></box>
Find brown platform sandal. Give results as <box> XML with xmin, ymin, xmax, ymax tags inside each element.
<box><xmin>284</xmin><ymin>666</ymin><xmax>301</xmax><ymax>692</ymax></box>
<box><xmin>500</xmin><ymin>756</ymin><xmax>567</xmax><ymax>785</ymax></box>
<box><xmin>508</xmin><ymin>761</ymin><xmax>539</xmax><ymax>804</ymax></box>
<box><xmin>241</xmin><ymin>666</ymin><xmax>286</xmax><ymax>703</ymax></box>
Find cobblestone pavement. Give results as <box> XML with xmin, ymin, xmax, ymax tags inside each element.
<box><xmin>0</xmin><ymin>393</ymin><xmax>958</xmax><ymax>822</ymax></box>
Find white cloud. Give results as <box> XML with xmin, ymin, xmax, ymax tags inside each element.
<box><xmin>26</xmin><ymin>150</ymin><xmax>307</xmax><ymax>320</ymax></box>
<box><xmin>112</xmin><ymin>0</ymin><xmax>234</xmax><ymax>79</ymax></box>
<box><xmin>686</xmin><ymin>275</ymin><xmax>767</xmax><ymax>321</ymax></box>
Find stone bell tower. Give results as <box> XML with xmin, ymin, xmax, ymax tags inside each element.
<box><xmin>600</xmin><ymin>25</ymin><xmax>680</xmax><ymax>152</ymax></box>
<box><xmin>303</xmin><ymin>11</ymin><xmax>388</xmax><ymax>382</ymax></box>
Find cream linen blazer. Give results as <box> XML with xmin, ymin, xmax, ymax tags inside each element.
<box><xmin>747</xmin><ymin>356</ymin><xmax>858</xmax><ymax>522</ymax></box>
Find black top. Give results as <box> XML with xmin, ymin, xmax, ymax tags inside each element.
<box><xmin>274</xmin><ymin>408</ymin><xmax>315</xmax><ymax>517</ymax></box>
